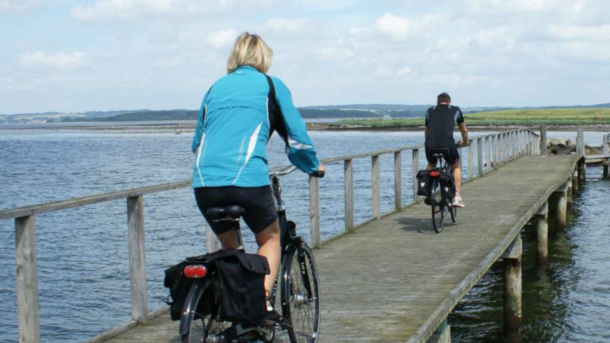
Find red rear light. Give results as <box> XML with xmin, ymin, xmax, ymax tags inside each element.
<box><xmin>184</xmin><ymin>265</ymin><xmax>207</xmax><ymax>278</ymax></box>
<box><xmin>430</xmin><ymin>171</ymin><xmax>440</xmax><ymax>177</ymax></box>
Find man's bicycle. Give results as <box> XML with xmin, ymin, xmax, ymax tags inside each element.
<box><xmin>180</xmin><ymin>166</ymin><xmax>322</xmax><ymax>343</ymax></box>
<box><xmin>426</xmin><ymin>148</ymin><xmax>458</xmax><ymax>233</ymax></box>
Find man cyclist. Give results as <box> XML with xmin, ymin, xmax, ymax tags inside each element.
<box><xmin>191</xmin><ymin>32</ymin><xmax>325</xmax><ymax>324</ymax></box>
<box><xmin>424</xmin><ymin>92</ymin><xmax>468</xmax><ymax>208</ymax></box>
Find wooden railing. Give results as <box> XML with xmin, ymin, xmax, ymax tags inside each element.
<box><xmin>0</xmin><ymin>128</ymin><xmax>540</xmax><ymax>343</ymax></box>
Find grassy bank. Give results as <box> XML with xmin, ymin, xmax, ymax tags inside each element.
<box><xmin>329</xmin><ymin>108</ymin><xmax>610</xmax><ymax>128</ymax></box>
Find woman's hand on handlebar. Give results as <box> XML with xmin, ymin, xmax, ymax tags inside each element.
<box><xmin>310</xmin><ymin>163</ymin><xmax>326</xmax><ymax>178</ymax></box>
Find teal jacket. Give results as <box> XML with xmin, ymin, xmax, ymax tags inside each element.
<box><xmin>191</xmin><ymin>66</ymin><xmax>320</xmax><ymax>188</ymax></box>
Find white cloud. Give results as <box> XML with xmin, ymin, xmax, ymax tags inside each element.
<box><xmin>0</xmin><ymin>0</ymin><xmax>45</xmax><ymax>13</ymax></box>
<box><xmin>18</xmin><ymin>51</ymin><xmax>88</xmax><ymax>71</ymax></box>
<box><xmin>71</xmin><ymin>0</ymin><xmax>234</xmax><ymax>22</ymax></box>
<box><xmin>398</xmin><ymin>67</ymin><xmax>412</xmax><ymax>76</ymax></box>
<box><xmin>374</xmin><ymin>13</ymin><xmax>438</xmax><ymax>40</ymax></box>
<box><xmin>207</xmin><ymin>29</ymin><xmax>238</xmax><ymax>49</ymax></box>
<box><xmin>548</xmin><ymin>24</ymin><xmax>610</xmax><ymax>41</ymax></box>
<box><xmin>266</xmin><ymin>18</ymin><xmax>309</xmax><ymax>32</ymax></box>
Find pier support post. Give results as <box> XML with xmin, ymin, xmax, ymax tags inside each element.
<box><xmin>15</xmin><ymin>215</ymin><xmax>40</xmax><ymax>343</ymax></box>
<box><xmin>535</xmin><ymin>203</ymin><xmax>549</xmax><ymax>265</ymax></box>
<box><xmin>127</xmin><ymin>195</ymin><xmax>148</xmax><ymax>323</ymax></box>
<box><xmin>572</xmin><ymin>170</ymin><xmax>579</xmax><ymax>195</ymax></box>
<box><xmin>503</xmin><ymin>235</ymin><xmax>522</xmax><ymax>332</ymax></box>
<box><xmin>550</xmin><ymin>184</ymin><xmax>568</xmax><ymax>231</ymax></box>
<box><xmin>578</xmin><ymin>159</ymin><xmax>586</xmax><ymax>185</ymax></box>
<box><xmin>567</xmin><ymin>177</ymin><xmax>573</xmax><ymax>210</ymax></box>
<box><xmin>427</xmin><ymin>319</ymin><xmax>451</xmax><ymax>343</ymax></box>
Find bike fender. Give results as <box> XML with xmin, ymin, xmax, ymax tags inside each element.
<box><xmin>179</xmin><ymin>278</ymin><xmax>209</xmax><ymax>336</ymax></box>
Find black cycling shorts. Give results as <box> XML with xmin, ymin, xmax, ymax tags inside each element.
<box><xmin>425</xmin><ymin>146</ymin><xmax>460</xmax><ymax>166</ymax></box>
<box><xmin>194</xmin><ymin>186</ymin><xmax>278</xmax><ymax>235</ymax></box>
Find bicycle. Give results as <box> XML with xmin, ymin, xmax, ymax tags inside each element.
<box><xmin>426</xmin><ymin>148</ymin><xmax>458</xmax><ymax>233</ymax></box>
<box><xmin>180</xmin><ymin>166</ymin><xmax>323</xmax><ymax>343</ymax></box>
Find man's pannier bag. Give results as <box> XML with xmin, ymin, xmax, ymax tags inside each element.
<box><xmin>416</xmin><ymin>170</ymin><xmax>433</xmax><ymax>197</ymax></box>
<box><xmin>163</xmin><ymin>249</ymin><xmax>270</xmax><ymax>322</ymax></box>
<box><xmin>439</xmin><ymin>170</ymin><xmax>456</xmax><ymax>200</ymax></box>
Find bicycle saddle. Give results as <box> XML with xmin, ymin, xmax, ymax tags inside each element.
<box><xmin>206</xmin><ymin>205</ymin><xmax>246</xmax><ymax>221</ymax></box>
<box><xmin>429</xmin><ymin>147</ymin><xmax>450</xmax><ymax>158</ymax></box>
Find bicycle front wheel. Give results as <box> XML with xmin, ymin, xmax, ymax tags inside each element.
<box><xmin>282</xmin><ymin>242</ymin><xmax>321</xmax><ymax>343</ymax></box>
<box><xmin>430</xmin><ymin>179</ymin><xmax>447</xmax><ymax>233</ymax></box>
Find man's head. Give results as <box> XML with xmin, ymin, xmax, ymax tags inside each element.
<box><xmin>437</xmin><ymin>92</ymin><xmax>451</xmax><ymax>105</ymax></box>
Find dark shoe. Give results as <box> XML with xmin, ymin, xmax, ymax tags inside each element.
<box><xmin>424</xmin><ymin>198</ymin><xmax>431</xmax><ymax>206</ymax></box>
<box><xmin>258</xmin><ymin>310</ymin><xmax>284</xmax><ymax>327</ymax></box>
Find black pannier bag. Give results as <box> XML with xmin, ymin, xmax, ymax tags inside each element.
<box><xmin>216</xmin><ymin>252</ymin><xmax>270</xmax><ymax>322</ymax></box>
<box><xmin>439</xmin><ymin>170</ymin><xmax>456</xmax><ymax>200</ymax></box>
<box><xmin>164</xmin><ymin>260</ymin><xmax>197</xmax><ymax>321</ymax></box>
<box><xmin>416</xmin><ymin>170</ymin><xmax>433</xmax><ymax>197</ymax></box>
<box><xmin>164</xmin><ymin>249</ymin><xmax>270</xmax><ymax>322</ymax></box>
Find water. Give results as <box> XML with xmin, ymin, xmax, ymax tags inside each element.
<box><xmin>450</xmin><ymin>167</ymin><xmax>610</xmax><ymax>343</ymax></box>
<box><xmin>0</xmin><ymin>127</ymin><xmax>608</xmax><ymax>342</ymax></box>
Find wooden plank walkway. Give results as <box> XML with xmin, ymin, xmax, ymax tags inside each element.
<box><xmin>104</xmin><ymin>155</ymin><xmax>578</xmax><ymax>343</ymax></box>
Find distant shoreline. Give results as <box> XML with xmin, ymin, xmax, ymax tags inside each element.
<box><xmin>2</xmin><ymin>121</ymin><xmax>610</xmax><ymax>133</ymax></box>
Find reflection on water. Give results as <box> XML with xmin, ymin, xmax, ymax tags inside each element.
<box><xmin>450</xmin><ymin>167</ymin><xmax>610</xmax><ymax>343</ymax></box>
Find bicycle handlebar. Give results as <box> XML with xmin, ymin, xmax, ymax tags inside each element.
<box><xmin>270</xmin><ymin>165</ymin><xmax>325</xmax><ymax>178</ymax></box>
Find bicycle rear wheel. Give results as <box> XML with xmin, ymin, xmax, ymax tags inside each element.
<box><xmin>181</xmin><ymin>280</ymin><xmax>230</xmax><ymax>343</ymax></box>
<box><xmin>430</xmin><ymin>179</ymin><xmax>447</xmax><ymax>233</ymax></box>
<box><xmin>282</xmin><ymin>242</ymin><xmax>320</xmax><ymax>343</ymax></box>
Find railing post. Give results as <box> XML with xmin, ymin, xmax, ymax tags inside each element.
<box><xmin>485</xmin><ymin>136</ymin><xmax>491</xmax><ymax>173</ymax></box>
<box><xmin>412</xmin><ymin>148</ymin><xmax>420</xmax><ymax>200</ymax></box>
<box><xmin>309</xmin><ymin>175</ymin><xmax>321</xmax><ymax>248</ymax></box>
<box><xmin>503</xmin><ymin>235</ymin><xmax>523</xmax><ymax>332</ymax></box>
<box><xmin>394</xmin><ymin>151</ymin><xmax>402</xmax><ymax>211</ymax></box>
<box><xmin>372</xmin><ymin>155</ymin><xmax>380</xmax><ymax>219</ymax></box>
<box><xmin>344</xmin><ymin>159</ymin><xmax>354</xmax><ymax>232</ymax></box>
<box><xmin>206</xmin><ymin>227</ymin><xmax>221</xmax><ymax>253</ymax></box>
<box><xmin>468</xmin><ymin>140</ymin><xmax>474</xmax><ymax>181</ymax></box>
<box><xmin>577</xmin><ymin>126</ymin><xmax>584</xmax><ymax>156</ymax></box>
<box><xmin>495</xmin><ymin>135</ymin><xmax>500</xmax><ymax>167</ymax></box>
<box><xmin>477</xmin><ymin>137</ymin><xmax>483</xmax><ymax>177</ymax></box>
<box><xmin>540</xmin><ymin>125</ymin><xmax>547</xmax><ymax>155</ymax></box>
<box><xmin>127</xmin><ymin>195</ymin><xmax>148</xmax><ymax>323</ymax></box>
<box><xmin>603</xmin><ymin>134</ymin><xmax>609</xmax><ymax>178</ymax></box>
<box><xmin>15</xmin><ymin>215</ymin><xmax>40</xmax><ymax>343</ymax></box>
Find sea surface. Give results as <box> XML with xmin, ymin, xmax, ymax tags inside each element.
<box><xmin>0</xmin><ymin>127</ymin><xmax>608</xmax><ymax>342</ymax></box>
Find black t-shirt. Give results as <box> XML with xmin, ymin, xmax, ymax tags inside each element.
<box><xmin>425</xmin><ymin>105</ymin><xmax>465</xmax><ymax>148</ymax></box>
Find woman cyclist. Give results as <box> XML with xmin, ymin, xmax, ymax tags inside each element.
<box><xmin>191</xmin><ymin>32</ymin><xmax>325</xmax><ymax>324</ymax></box>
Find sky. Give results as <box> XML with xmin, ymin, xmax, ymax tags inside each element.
<box><xmin>1</xmin><ymin>0</ymin><xmax>610</xmax><ymax>114</ymax></box>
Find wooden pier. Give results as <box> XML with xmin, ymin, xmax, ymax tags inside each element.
<box><xmin>1</xmin><ymin>128</ymin><xmax>601</xmax><ymax>343</ymax></box>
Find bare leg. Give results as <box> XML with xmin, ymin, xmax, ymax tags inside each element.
<box><xmin>451</xmin><ymin>161</ymin><xmax>462</xmax><ymax>197</ymax></box>
<box><xmin>216</xmin><ymin>229</ymin><xmax>240</xmax><ymax>249</ymax></box>
<box><xmin>255</xmin><ymin>219</ymin><xmax>281</xmax><ymax>307</ymax></box>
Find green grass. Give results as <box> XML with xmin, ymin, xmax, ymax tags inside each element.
<box><xmin>331</xmin><ymin>108</ymin><xmax>610</xmax><ymax>127</ymax></box>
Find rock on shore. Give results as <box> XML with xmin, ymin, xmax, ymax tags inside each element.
<box><xmin>547</xmin><ymin>138</ymin><xmax>602</xmax><ymax>155</ymax></box>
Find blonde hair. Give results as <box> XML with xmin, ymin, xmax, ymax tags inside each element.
<box><xmin>227</xmin><ymin>32</ymin><xmax>273</xmax><ymax>74</ymax></box>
